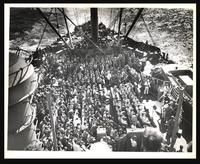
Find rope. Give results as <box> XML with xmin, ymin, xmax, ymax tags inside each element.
<box><xmin>16</xmin><ymin>65</ymin><xmax>29</xmax><ymax>86</ymax></box>
<box><xmin>37</xmin><ymin>8</ymin><xmax>73</xmax><ymax>53</ymax></box>
<box><xmin>125</xmin><ymin>8</ymin><xmax>144</xmax><ymax>38</ymax></box>
<box><xmin>108</xmin><ymin>9</ymin><xmax>120</xmax><ymax>30</ymax></box>
<box><xmin>118</xmin><ymin>8</ymin><xmax>124</xmax><ymax>38</ymax></box>
<box><xmin>57</xmin><ymin>8</ymin><xmax>105</xmax><ymax>55</ymax></box>
<box><xmin>9</xmin><ymin>56</ymin><xmax>33</xmax><ymax>77</ymax></box>
<box><xmin>141</xmin><ymin>14</ymin><xmax>156</xmax><ymax>46</ymax></box>
<box><xmin>9</xmin><ymin>47</ymin><xmax>34</xmax><ymax>54</ymax></box>
<box><xmin>122</xmin><ymin>10</ymin><xmax>129</xmax><ymax>35</ymax></box>
<box><xmin>36</xmin><ymin>8</ymin><xmax>53</xmax><ymax>51</ymax></box>
<box><xmin>62</xmin><ymin>8</ymin><xmax>74</xmax><ymax>49</ymax></box>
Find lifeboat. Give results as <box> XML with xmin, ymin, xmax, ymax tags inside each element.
<box><xmin>8</xmin><ymin>52</ymin><xmax>38</xmax><ymax>150</ymax></box>
<box><xmin>8</xmin><ymin>105</ymin><xmax>37</xmax><ymax>150</ymax></box>
<box><xmin>9</xmin><ymin>53</ymin><xmax>34</xmax><ymax>88</ymax></box>
<box><xmin>8</xmin><ymin>98</ymin><xmax>35</xmax><ymax>134</ymax></box>
<box><xmin>9</xmin><ymin>71</ymin><xmax>38</xmax><ymax>106</ymax></box>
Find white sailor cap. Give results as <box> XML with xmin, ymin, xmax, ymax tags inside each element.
<box><xmin>178</xmin><ymin>129</ymin><xmax>183</xmax><ymax>134</ymax></box>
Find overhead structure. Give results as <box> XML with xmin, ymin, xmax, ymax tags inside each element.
<box><xmin>125</xmin><ymin>8</ymin><xmax>144</xmax><ymax>38</ymax></box>
<box><xmin>55</xmin><ymin>8</ymin><xmax>59</xmax><ymax>30</ymax></box>
<box><xmin>108</xmin><ymin>9</ymin><xmax>121</xmax><ymax>30</ymax></box>
<box><xmin>36</xmin><ymin>8</ymin><xmax>72</xmax><ymax>52</ymax></box>
<box><xmin>141</xmin><ymin>14</ymin><xmax>156</xmax><ymax>46</ymax></box>
<box><xmin>90</xmin><ymin>8</ymin><xmax>98</xmax><ymax>44</ymax></box>
<box><xmin>58</xmin><ymin>8</ymin><xmax>105</xmax><ymax>54</ymax></box>
<box><xmin>36</xmin><ymin>8</ymin><xmax>54</xmax><ymax>50</ymax></box>
<box><xmin>118</xmin><ymin>8</ymin><xmax>124</xmax><ymax>38</ymax></box>
<box><xmin>62</xmin><ymin>8</ymin><xmax>74</xmax><ymax>49</ymax></box>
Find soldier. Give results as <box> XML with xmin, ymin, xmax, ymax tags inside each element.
<box><xmin>165</xmin><ymin>115</ymin><xmax>175</xmax><ymax>145</ymax></box>
<box><xmin>144</xmin><ymin>78</ymin><xmax>151</xmax><ymax>96</ymax></box>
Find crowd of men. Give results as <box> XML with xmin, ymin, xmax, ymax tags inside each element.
<box><xmin>28</xmin><ymin>22</ymin><xmax>191</xmax><ymax>152</ymax></box>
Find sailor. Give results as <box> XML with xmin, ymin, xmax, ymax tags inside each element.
<box><xmin>144</xmin><ymin>78</ymin><xmax>151</xmax><ymax>95</ymax></box>
<box><xmin>173</xmin><ymin>129</ymin><xmax>187</xmax><ymax>152</ymax></box>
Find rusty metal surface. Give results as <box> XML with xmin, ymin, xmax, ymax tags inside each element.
<box><xmin>9</xmin><ymin>72</ymin><xmax>38</xmax><ymax>106</ymax></box>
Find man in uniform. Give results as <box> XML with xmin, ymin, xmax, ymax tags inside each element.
<box><xmin>173</xmin><ymin>129</ymin><xmax>187</xmax><ymax>152</ymax></box>
<box><xmin>165</xmin><ymin>115</ymin><xmax>175</xmax><ymax>145</ymax></box>
<box><xmin>144</xmin><ymin>78</ymin><xmax>151</xmax><ymax>97</ymax></box>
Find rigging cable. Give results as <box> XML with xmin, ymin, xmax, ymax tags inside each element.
<box><xmin>118</xmin><ymin>8</ymin><xmax>124</xmax><ymax>38</ymax></box>
<box><xmin>113</xmin><ymin>9</ymin><xmax>120</xmax><ymax>33</ymax></box>
<box><xmin>122</xmin><ymin>9</ymin><xmax>130</xmax><ymax>35</ymax></box>
<box><xmin>37</xmin><ymin>8</ymin><xmax>73</xmax><ymax>53</ymax></box>
<box><xmin>36</xmin><ymin>8</ymin><xmax>54</xmax><ymax>50</ymax></box>
<box><xmin>108</xmin><ymin>8</ymin><xmax>120</xmax><ymax>30</ymax></box>
<box><xmin>125</xmin><ymin>8</ymin><xmax>144</xmax><ymax>38</ymax></box>
<box><xmin>141</xmin><ymin>14</ymin><xmax>156</xmax><ymax>46</ymax></box>
<box><xmin>57</xmin><ymin>8</ymin><xmax>105</xmax><ymax>55</ymax></box>
<box><xmin>61</xmin><ymin>8</ymin><xmax>74</xmax><ymax>49</ymax></box>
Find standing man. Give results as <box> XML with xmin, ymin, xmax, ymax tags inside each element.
<box><xmin>165</xmin><ymin>115</ymin><xmax>175</xmax><ymax>145</ymax></box>
<box><xmin>173</xmin><ymin>129</ymin><xmax>187</xmax><ymax>152</ymax></box>
<box><xmin>144</xmin><ymin>78</ymin><xmax>151</xmax><ymax>97</ymax></box>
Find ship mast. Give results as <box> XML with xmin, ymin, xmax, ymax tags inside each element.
<box><xmin>90</xmin><ymin>8</ymin><xmax>98</xmax><ymax>44</ymax></box>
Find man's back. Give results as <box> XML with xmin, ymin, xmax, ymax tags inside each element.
<box><xmin>174</xmin><ymin>136</ymin><xmax>187</xmax><ymax>152</ymax></box>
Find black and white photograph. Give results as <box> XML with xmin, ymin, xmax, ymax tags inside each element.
<box><xmin>4</xmin><ymin>3</ymin><xmax>196</xmax><ymax>159</ymax></box>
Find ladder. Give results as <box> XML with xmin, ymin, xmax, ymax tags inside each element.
<box><xmin>171</xmin><ymin>86</ymin><xmax>180</xmax><ymax>101</ymax></box>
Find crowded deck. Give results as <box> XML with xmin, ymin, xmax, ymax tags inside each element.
<box><xmin>8</xmin><ymin>8</ymin><xmax>193</xmax><ymax>153</ymax></box>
